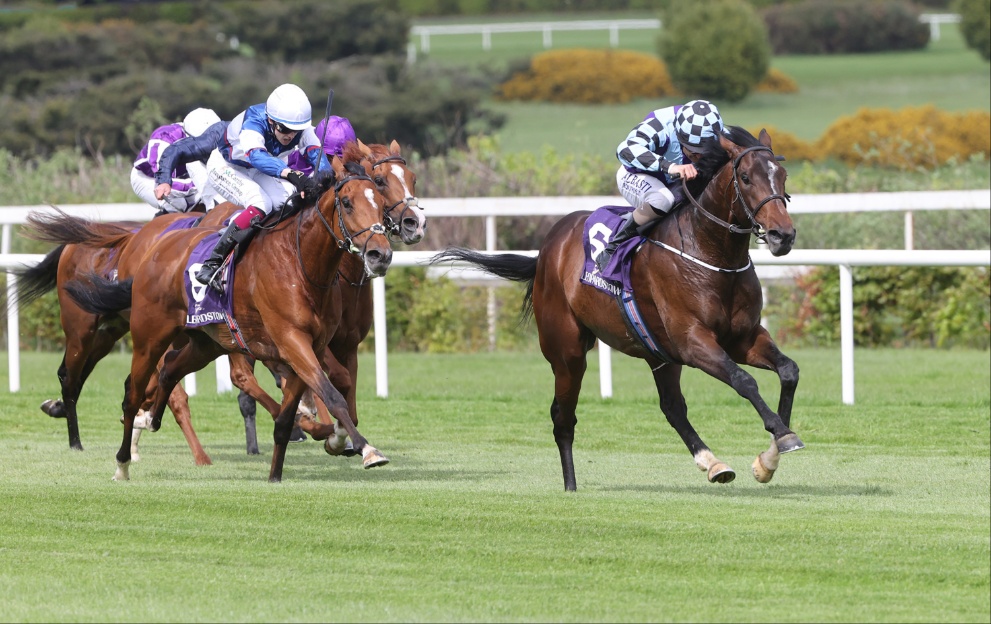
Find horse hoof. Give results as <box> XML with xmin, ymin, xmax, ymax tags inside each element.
<box><xmin>707</xmin><ymin>462</ymin><xmax>735</xmax><ymax>484</ymax></box>
<box><xmin>752</xmin><ymin>456</ymin><xmax>775</xmax><ymax>483</ymax></box>
<box><xmin>112</xmin><ymin>461</ymin><xmax>130</xmax><ymax>481</ymax></box>
<box><xmin>289</xmin><ymin>427</ymin><xmax>307</xmax><ymax>443</ymax></box>
<box><xmin>362</xmin><ymin>448</ymin><xmax>390</xmax><ymax>469</ymax></box>
<box><xmin>341</xmin><ymin>440</ymin><xmax>359</xmax><ymax>457</ymax></box>
<box><xmin>40</xmin><ymin>399</ymin><xmax>66</xmax><ymax>419</ymax></box>
<box><xmin>324</xmin><ymin>436</ymin><xmax>347</xmax><ymax>456</ymax></box>
<box><xmin>776</xmin><ymin>433</ymin><xmax>805</xmax><ymax>454</ymax></box>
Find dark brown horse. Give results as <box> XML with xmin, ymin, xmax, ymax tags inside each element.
<box><xmin>432</xmin><ymin>127</ymin><xmax>803</xmax><ymax>491</ymax></box>
<box><xmin>12</xmin><ymin>141</ymin><xmax>422</xmax><ymax>462</ymax></box>
<box><xmin>28</xmin><ymin>148</ymin><xmax>393</xmax><ymax>481</ymax></box>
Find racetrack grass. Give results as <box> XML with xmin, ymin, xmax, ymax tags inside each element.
<box><xmin>0</xmin><ymin>349</ymin><xmax>988</xmax><ymax>622</ymax></box>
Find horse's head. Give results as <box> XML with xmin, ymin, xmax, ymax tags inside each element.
<box><xmin>320</xmin><ymin>144</ymin><xmax>393</xmax><ymax>277</ymax></box>
<box><xmin>694</xmin><ymin>127</ymin><xmax>795</xmax><ymax>256</ymax></box>
<box><xmin>358</xmin><ymin>139</ymin><xmax>426</xmax><ymax>245</ymax></box>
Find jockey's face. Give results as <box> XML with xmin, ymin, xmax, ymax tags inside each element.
<box><xmin>270</xmin><ymin>119</ymin><xmax>299</xmax><ymax>146</ymax></box>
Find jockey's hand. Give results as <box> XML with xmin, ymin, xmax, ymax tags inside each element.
<box><xmin>285</xmin><ymin>170</ymin><xmax>318</xmax><ymax>198</ymax></box>
<box><xmin>669</xmin><ymin>163</ymin><xmax>698</xmax><ymax>180</ymax></box>
<box><xmin>154</xmin><ymin>183</ymin><xmax>172</xmax><ymax>200</ymax></box>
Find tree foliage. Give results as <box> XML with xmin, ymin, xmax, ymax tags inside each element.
<box><xmin>657</xmin><ymin>0</ymin><xmax>771</xmax><ymax>103</ymax></box>
<box><xmin>956</xmin><ymin>0</ymin><xmax>991</xmax><ymax>61</ymax></box>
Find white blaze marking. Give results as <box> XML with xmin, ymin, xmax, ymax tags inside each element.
<box><xmin>364</xmin><ymin>188</ymin><xmax>379</xmax><ymax>209</ymax></box>
<box><xmin>767</xmin><ymin>160</ymin><xmax>780</xmax><ymax>196</ymax></box>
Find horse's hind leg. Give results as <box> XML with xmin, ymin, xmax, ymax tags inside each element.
<box><xmin>734</xmin><ymin>328</ymin><xmax>801</xmax><ymax>483</ymax></box>
<box><xmin>651</xmin><ymin>364</ymin><xmax>734</xmax><ymax>484</ymax></box>
<box><xmin>540</xmin><ymin>321</ymin><xmax>593</xmax><ymax>492</ymax></box>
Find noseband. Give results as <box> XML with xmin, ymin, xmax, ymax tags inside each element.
<box><xmin>371</xmin><ymin>154</ymin><xmax>420</xmax><ymax>238</ymax></box>
<box><xmin>683</xmin><ymin>145</ymin><xmax>790</xmax><ymax>241</ymax></box>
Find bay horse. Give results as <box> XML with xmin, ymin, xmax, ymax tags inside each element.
<box><xmin>29</xmin><ymin>148</ymin><xmax>393</xmax><ymax>481</ymax></box>
<box><xmin>432</xmin><ymin>127</ymin><xmax>803</xmax><ymax>491</ymax></box>
<box><xmin>12</xmin><ymin>141</ymin><xmax>423</xmax><ymax>462</ymax></box>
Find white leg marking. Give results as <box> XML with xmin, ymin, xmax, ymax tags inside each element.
<box><xmin>694</xmin><ymin>449</ymin><xmax>717</xmax><ymax>472</ymax></box>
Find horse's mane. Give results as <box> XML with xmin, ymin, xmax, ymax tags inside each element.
<box><xmin>685</xmin><ymin>125</ymin><xmax>762</xmax><ymax>198</ymax></box>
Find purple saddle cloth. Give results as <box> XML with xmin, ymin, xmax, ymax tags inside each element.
<box><xmin>183</xmin><ymin>233</ymin><xmax>235</xmax><ymax>327</ymax></box>
<box><xmin>579</xmin><ymin>205</ymin><xmax>643</xmax><ymax>296</ymax></box>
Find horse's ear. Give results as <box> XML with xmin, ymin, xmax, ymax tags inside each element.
<box><xmin>717</xmin><ymin>131</ymin><xmax>737</xmax><ymax>155</ymax></box>
<box><xmin>357</xmin><ymin>139</ymin><xmax>372</xmax><ymax>156</ymax></box>
<box><xmin>758</xmin><ymin>128</ymin><xmax>772</xmax><ymax>149</ymax></box>
<box><xmin>331</xmin><ymin>155</ymin><xmax>345</xmax><ymax>177</ymax></box>
<box><xmin>389</xmin><ymin>139</ymin><xmax>401</xmax><ymax>155</ymax></box>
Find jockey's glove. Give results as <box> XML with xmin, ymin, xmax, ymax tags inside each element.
<box><xmin>285</xmin><ymin>170</ymin><xmax>318</xmax><ymax>197</ymax></box>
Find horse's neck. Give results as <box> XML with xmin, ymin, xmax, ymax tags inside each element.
<box><xmin>291</xmin><ymin>205</ymin><xmax>346</xmax><ymax>289</ymax></box>
<box><xmin>656</xmin><ymin>174</ymin><xmax>751</xmax><ymax>268</ymax></box>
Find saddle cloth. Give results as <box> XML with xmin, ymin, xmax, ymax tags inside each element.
<box><xmin>579</xmin><ymin>205</ymin><xmax>643</xmax><ymax>297</ymax></box>
<box><xmin>183</xmin><ymin>233</ymin><xmax>235</xmax><ymax>327</ymax></box>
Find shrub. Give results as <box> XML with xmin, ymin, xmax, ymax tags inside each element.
<box><xmin>764</xmin><ymin>0</ymin><xmax>929</xmax><ymax>54</ymax></box>
<box><xmin>755</xmin><ymin>67</ymin><xmax>799</xmax><ymax>93</ymax></box>
<box><xmin>765</xmin><ymin>266</ymin><xmax>990</xmax><ymax>348</ymax></box>
<box><xmin>956</xmin><ymin>0</ymin><xmax>991</xmax><ymax>61</ymax></box>
<box><xmin>497</xmin><ymin>48</ymin><xmax>676</xmax><ymax>104</ymax></box>
<box><xmin>816</xmin><ymin>105</ymin><xmax>991</xmax><ymax>169</ymax></box>
<box><xmin>658</xmin><ymin>0</ymin><xmax>771</xmax><ymax>103</ymax></box>
<box><xmin>749</xmin><ymin>126</ymin><xmax>817</xmax><ymax>161</ymax></box>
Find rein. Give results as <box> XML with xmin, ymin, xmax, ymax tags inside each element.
<box><xmin>679</xmin><ymin>145</ymin><xmax>790</xmax><ymax>241</ymax></box>
<box><xmin>295</xmin><ymin>172</ymin><xmax>388</xmax><ymax>289</ymax></box>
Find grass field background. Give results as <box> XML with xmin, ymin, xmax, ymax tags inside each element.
<box><xmin>1</xmin><ymin>348</ymin><xmax>988</xmax><ymax>622</ymax></box>
<box><xmin>411</xmin><ymin>14</ymin><xmax>991</xmax><ymax>156</ymax></box>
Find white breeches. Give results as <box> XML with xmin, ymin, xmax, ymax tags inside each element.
<box><xmin>616</xmin><ymin>166</ymin><xmax>676</xmax><ymax>225</ymax></box>
<box><xmin>207</xmin><ymin>149</ymin><xmax>294</xmax><ymax>214</ymax></box>
<box><xmin>131</xmin><ymin>168</ymin><xmax>198</xmax><ymax>213</ymax></box>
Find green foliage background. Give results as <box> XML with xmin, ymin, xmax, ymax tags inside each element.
<box><xmin>658</xmin><ymin>0</ymin><xmax>771</xmax><ymax>103</ymax></box>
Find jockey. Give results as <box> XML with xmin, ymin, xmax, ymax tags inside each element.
<box><xmin>131</xmin><ymin>107</ymin><xmax>221</xmax><ymax>214</ymax></box>
<box><xmin>286</xmin><ymin>115</ymin><xmax>357</xmax><ymax>175</ymax></box>
<box><xmin>196</xmin><ymin>83</ymin><xmax>331</xmax><ymax>292</ymax></box>
<box><xmin>154</xmin><ymin>116</ymin><xmax>229</xmax><ymax>213</ymax></box>
<box><xmin>596</xmin><ymin>99</ymin><xmax>725</xmax><ymax>271</ymax></box>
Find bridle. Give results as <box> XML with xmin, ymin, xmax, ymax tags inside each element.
<box><xmin>296</xmin><ymin>171</ymin><xmax>388</xmax><ymax>288</ymax></box>
<box><xmin>681</xmin><ymin>145</ymin><xmax>790</xmax><ymax>242</ymax></box>
<box><xmin>369</xmin><ymin>154</ymin><xmax>420</xmax><ymax>239</ymax></box>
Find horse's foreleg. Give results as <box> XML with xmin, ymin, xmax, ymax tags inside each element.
<box><xmin>651</xmin><ymin>364</ymin><xmax>735</xmax><ymax>484</ymax></box>
<box><xmin>278</xmin><ymin>334</ymin><xmax>387</xmax><ymax>471</ymax></box>
<box><xmin>165</xmin><ymin>376</ymin><xmax>212</xmax><ymax>466</ymax></box>
<box><xmin>734</xmin><ymin>328</ymin><xmax>801</xmax><ymax>483</ymax></box>
<box><xmin>321</xmin><ymin>349</ymin><xmax>353</xmax><ymax>456</ymax></box>
<box><xmin>269</xmin><ymin>373</ymin><xmax>307</xmax><ymax>483</ymax></box>
<box><xmin>686</xmin><ymin>331</ymin><xmax>804</xmax><ymax>455</ymax></box>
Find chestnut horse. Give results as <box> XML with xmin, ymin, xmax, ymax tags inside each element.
<box><xmin>12</xmin><ymin>141</ymin><xmax>422</xmax><ymax>462</ymax></box>
<box><xmin>432</xmin><ymin>127</ymin><xmax>803</xmax><ymax>491</ymax></box>
<box><xmin>28</xmin><ymin>150</ymin><xmax>393</xmax><ymax>481</ymax></box>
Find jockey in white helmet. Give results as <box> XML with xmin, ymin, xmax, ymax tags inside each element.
<box><xmin>196</xmin><ymin>83</ymin><xmax>331</xmax><ymax>292</ymax></box>
<box><xmin>131</xmin><ymin>107</ymin><xmax>221</xmax><ymax>214</ymax></box>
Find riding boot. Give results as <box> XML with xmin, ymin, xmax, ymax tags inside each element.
<box><xmin>595</xmin><ymin>212</ymin><xmax>641</xmax><ymax>272</ymax></box>
<box><xmin>194</xmin><ymin>222</ymin><xmax>255</xmax><ymax>293</ymax></box>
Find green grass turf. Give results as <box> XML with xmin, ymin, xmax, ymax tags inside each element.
<box><xmin>415</xmin><ymin>16</ymin><xmax>990</xmax><ymax>154</ymax></box>
<box><xmin>0</xmin><ymin>348</ymin><xmax>988</xmax><ymax>622</ymax></box>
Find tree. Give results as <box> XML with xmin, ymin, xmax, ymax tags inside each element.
<box><xmin>957</xmin><ymin>0</ymin><xmax>991</xmax><ymax>61</ymax></box>
<box><xmin>658</xmin><ymin>0</ymin><xmax>771</xmax><ymax>103</ymax></box>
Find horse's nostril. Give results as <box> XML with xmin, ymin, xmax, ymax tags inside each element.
<box><xmin>402</xmin><ymin>217</ymin><xmax>419</xmax><ymax>231</ymax></box>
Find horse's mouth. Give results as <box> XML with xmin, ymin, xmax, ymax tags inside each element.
<box><xmin>765</xmin><ymin>229</ymin><xmax>796</xmax><ymax>256</ymax></box>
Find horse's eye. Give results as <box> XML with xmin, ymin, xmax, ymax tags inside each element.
<box><xmin>373</xmin><ymin>176</ymin><xmax>385</xmax><ymax>186</ymax></box>
<box><xmin>740</xmin><ymin>173</ymin><xmax>751</xmax><ymax>184</ymax></box>
<box><xmin>341</xmin><ymin>197</ymin><xmax>352</xmax><ymax>210</ymax></box>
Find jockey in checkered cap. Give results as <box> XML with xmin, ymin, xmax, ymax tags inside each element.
<box><xmin>596</xmin><ymin>99</ymin><xmax>725</xmax><ymax>271</ymax></box>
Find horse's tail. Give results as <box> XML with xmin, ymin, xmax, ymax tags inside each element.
<box><xmin>64</xmin><ymin>274</ymin><xmax>133</xmax><ymax>316</ymax></box>
<box><xmin>24</xmin><ymin>208</ymin><xmax>136</xmax><ymax>250</ymax></box>
<box><xmin>430</xmin><ymin>247</ymin><xmax>539</xmax><ymax>321</ymax></box>
<box><xmin>3</xmin><ymin>244</ymin><xmax>64</xmax><ymax>309</ymax></box>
